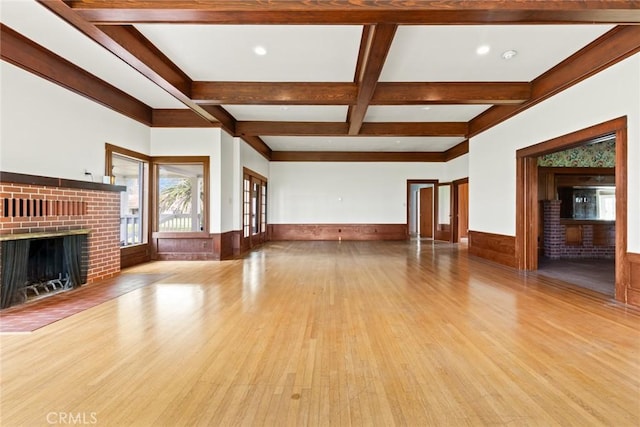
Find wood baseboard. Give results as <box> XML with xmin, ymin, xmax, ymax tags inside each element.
<box><xmin>269</xmin><ymin>224</ymin><xmax>407</xmax><ymax>241</ymax></box>
<box><xmin>468</xmin><ymin>230</ymin><xmax>517</xmax><ymax>268</ymax></box>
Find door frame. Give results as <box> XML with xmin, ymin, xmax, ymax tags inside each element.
<box><xmin>406</xmin><ymin>179</ymin><xmax>438</xmax><ymax>239</ymax></box>
<box><xmin>242</xmin><ymin>167</ymin><xmax>268</xmax><ymax>251</ymax></box>
<box><xmin>515</xmin><ymin>116</ymin><xmax>627</xmax><ymax>301</ymax></box>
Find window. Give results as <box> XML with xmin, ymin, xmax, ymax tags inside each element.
<box><xmin>106</xmin><ymin>145</ymin><xmax>149</xmax><ymax>247</ymax></box>
<box><xmin>154</xmin><ymin>158</ymin><xmax>209</xmax><ymax>233</ymax></box>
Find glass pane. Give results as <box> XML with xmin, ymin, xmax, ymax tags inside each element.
<box><xmin>157</xmin><ymin>163</ymin><xmax>204</xmax><ymax>232</ymax></box>
<box><xmin>112</xmin><ymin>154</ymin><xmax>147</xmax><ymax>246</ymax></box>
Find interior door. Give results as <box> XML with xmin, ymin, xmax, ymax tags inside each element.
<box><xmin>436</xmin><ymin>183</ymin><xmax>452</xmax><ymax>242</ymax></box>
<box><xmin>419</xmin><ymin>187</ymin><xmax>433</xmax><ymax>238</ymax></box>
<box><xmin>457</xmin><ymin>182</ymin><xmax>469</xmax><ymax>240</ymax></box>
<box><xmin>243</xmin><ymin>169</ymin><xmax>268</xmax><ymax>251</ymax></box>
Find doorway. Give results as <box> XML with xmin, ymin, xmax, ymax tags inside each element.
<box><xmin>242</xmin><ymin>168</ymin><xmax>268</xmax><ymax>251</ymax></box>
<box><xmin>515</xmin><ymin>117</ymin><xmax>627</xmax><ymax>302</ymax></box>
<box><xmin>407</xmin><ymin>180</ymin><xmax>438</xmax><ymax>239</ymax></box>
<box><xmin>453</xmin><ymin>178</ymin><xmax>469</xmax><ymax>243</ymax></box>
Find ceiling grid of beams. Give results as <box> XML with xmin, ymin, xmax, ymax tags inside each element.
<box><xmin>5</xmin><ymin>0</ymin><xmax>636</xmax><ymax>160</ymax></box>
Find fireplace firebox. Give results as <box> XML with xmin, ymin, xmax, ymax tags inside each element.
<box><xmin>0</xmin><ymin>231</ymin><xmax>88</xmax><ymax>309</ymax></box>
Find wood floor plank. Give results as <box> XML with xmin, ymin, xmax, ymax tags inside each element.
<box><xmin>1</xmin><ymin>241</ymin><xmax>638</xmax><ymax>426</ymax></box>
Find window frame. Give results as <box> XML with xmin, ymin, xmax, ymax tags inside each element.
<box><xmin>105</xmin><ymin>143</ymin><xmax>151</xmax><ymax>248</ymax></box>
<box><xmin>152</xmin><ymin>156</ymin><xmax>210</xmax><ymax>236</ymax></box>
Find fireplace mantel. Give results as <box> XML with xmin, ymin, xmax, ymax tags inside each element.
<box><xmin>0</xmin><ymin>229</ymin><xmax>91</xmax><ymax>242</ymax></box>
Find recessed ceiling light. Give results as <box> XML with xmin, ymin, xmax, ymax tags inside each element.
<box><xmin>253</xmin><ymin>45</ymin><xmax>267</xmax><ymax>56</ymax></box>
<box><xmin>395</xmin><ymin>140</ymin><xmax>401</xmax><ymax>144</ymax></box>
<box><xmin>280</xmin><ymin>106</ymin><xmax>289</xmax><ymax>111</ymax></box>
<box><xmin>501</xmin><ymin>49</ymin><xmax>518</xmax><ymax>60</ymax></box>
<box><xmin>421</xmin><ymin>106</ymin><xmax>431</xmax><ymax>111</ymax></box>
<box><xmin>476</xmin><ymin>45</ymin><xmax>490</xmax><ymax>55</ymax></box>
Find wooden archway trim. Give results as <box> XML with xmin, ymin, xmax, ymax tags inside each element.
<box><xmin>515</xmin><ymin>116</ymin><xmax>627</xmax><ymax>301</ymax></box>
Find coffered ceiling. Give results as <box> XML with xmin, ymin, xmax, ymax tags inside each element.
<box><xmin>2</xmin><ymin>1</ymin><xmax>640</xmax><ymax>161</ymax></box>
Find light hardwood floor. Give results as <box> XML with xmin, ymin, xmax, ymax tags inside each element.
<box><xmin>1</xmin><ymin>241</ymin><xmax>639</xmax><ymax>426</ymax></box>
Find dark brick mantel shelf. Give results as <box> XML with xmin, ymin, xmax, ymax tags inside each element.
<box><xmin>0</xmin><ymin>171</ymin><xmax>125</xmax><ymax>193</ymax></box>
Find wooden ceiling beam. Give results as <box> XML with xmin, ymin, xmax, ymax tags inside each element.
<box><xmin>66</xmin><ymin>1</ymin><xmax>640</xmax><ymax>25</ymax></box>
<box><xmin>96</xmin><ymin>25</ymin><xmax>192</xmax><ymax>96</ymax></box>
<box><xmin>348</xmin><ymin>24</ymin><xmax>397</xmax><ymax>135</ymax></box>
<box><xmin>360</xmin><ymin>122</ymin><xmax>468</xmax><ymax>137</ymax></box>
<box><xmin>372</xmin><ymin>82</ymin><xmax>531</xmax><ymax>105</ymax></box>
<box><xmin>443</xmin><ymin>140</ymin><xmax>470</xmax><ymax>162</ymax></box>
<box><xmin>236</xmin><ymin>121</ymin><xmax>468</xmax><ymax>137</ymax></box>
<box><xmin>270</xmin><ymin>151</ymin><xmax>446</xmax><ymax>162</ymax></box>
<box><xmin>0</xmin><ymin>23</ymin><xmax>152</xmax><ymax>125</ymax></box>
<box><xmin>237</xmin><ymin>122</ymin><xmax>349</xmax><ymax>137</ymax></box>
<box><xmin>192</xmin><ymin>82</ymin><xmax>357</xmax><ymax>105</ymax></box>
<box><xmin>469</xmin><ymin>25</ymin><xmax>640</xmax><ymax>137</ymax></box>
<box><xmin>192</xmin><ymin>82</ymin><xmax>530</xmax><ymax>105</ymax></box>
<box><xmin>37</xmin><ymin>1</ymin><xmax>221</xmax><ymax>126</ymax></box>
<box><xmin>152</xmin><ymin>110</ymin><xmax>220</xmax><ymax>128</ymax></box>
<box><xmin>236</xmin><ymin>122</ymin><xmax>467</xmax><ymax>137</ymax></box>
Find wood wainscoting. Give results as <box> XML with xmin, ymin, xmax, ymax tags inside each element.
<box><xmin>121</xmin><ymin>244</ymin><xmax>151</xmax><ymax>269</ymax></box>
<box><xmin>269</xmin><ymin>224</ymin><xmax>408</xmax><ymax>241</ymax></box>
<box><xmin>468</xmin><ymin>230</ymin><xmax>517</xmax><ymax>269</ymax></box>
<box><xmin>151</xmin><ymin>231</ymin><xmax>238</xmax><ymax>261</ymax></box>
<box><xmin>626</xmin><ymin>252</ymin><xmax>640</xmax><ymax>306</ymax></box>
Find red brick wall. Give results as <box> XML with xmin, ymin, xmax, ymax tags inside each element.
<box><xmin>543</xmin><ymin>200</ymin><xmax>615</xmax><ymax>259</ymax></box>
<box><xmin>0</xmin><ymin>182</ymin><xmax>121</xmax><ymax>283</ymax></box>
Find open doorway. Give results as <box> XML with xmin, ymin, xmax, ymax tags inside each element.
<box><xmin>516</xmin><ymin>117</ymin><xmax>627</xmax><ymax>302</ymax></box>
<box><xmin>536</xmin><ymin>137</ymin><xmax>616</xmax><ymax>295</ymax></box>
<box><xmin>407</xmin><ymin>180</ymin><xmax>438</xmax><ymax>240</ymax></box>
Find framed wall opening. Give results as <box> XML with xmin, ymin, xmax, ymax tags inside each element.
<box><xmin>516</xmin><ymin>116</ymin><xmax>628</xmax><ymax>302</ymax></box>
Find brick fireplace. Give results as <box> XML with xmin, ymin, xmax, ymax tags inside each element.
<box><xmin>0</xmin><ymin>172</ymin><xmax>123</xmax><ymax>308</ymax></box>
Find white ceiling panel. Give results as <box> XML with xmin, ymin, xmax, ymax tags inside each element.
<box><xmin>223</xmin><ymin>105</ymin><xmax>348</xmax><ymax>122</ymax></box>
<box><xmin>365</xmin><ymin>105</ymin><xmax>492</xmax><ymax>122</ymax></box>
<box><xmin>381</xmin><ymin>25</ymin><xmax>614</xmax><ymax>82</ymax></box>
<box><xmin>262</xmin><ymin>136</ymin><xmax>464</xmax><ymax>152</ymax></box>
<box><xmin>136</xmin><ymin>24</ymin><xmax>363</xmax><ymax>82</ymax></box>
<box><xmin>0</xmin><ymin>0</ymin><xmax>186</xmax><ymax>109</ymax></box>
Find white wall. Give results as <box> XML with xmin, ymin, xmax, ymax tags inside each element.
<box><xmin>469</xmin><ymin>53</ymin><xmax>640</xmax><ymax>252</ymax></box>
<box><xmin>0</xmin><ymin>62</ymin><xmax>150</xmax><ymax>180</ymax></box>
<box><xmin>241</xmin><ymin>140</ymin><xmax>270</xmax><ymax>179</ymax></box>
<box><xmin>269</xmin><ymin>162</ymin><xmax>446</xmax><ymax>224</ymax></box>
<box><xmin>220</xmin><ymin>130</ymin><xmax>235</xmax><ymax>232</ymax></box>
<box><xmin>150</xmin><ymin>128</ymin><xmax>222</xmax><ymax>233</ymax></box>
<box><xmin>443</xmin><ymin>154</ymin><xmax>469</xmax><ymax>183</ymax></box>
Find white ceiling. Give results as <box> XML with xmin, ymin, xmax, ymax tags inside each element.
<box><xmin>380</xmin><ymin>25</ymin><xmax>615</xmax><ymax>82</ymax></box>
<box><xmin>364</xmin><ymin>105</ymin><xmax>492</xmax><ymax>123</ymax></box>
<box><xmin>136</xmin><ymin>24</ymin><xmax>363</xmax><ymax>82</ymax></box>
<box><xmin>223</xmin><ymin>105</ymin><xmax>349</xmax><ymax>122</ymax></box>
<box><xmin>0</xmin><ymin>1</ymin><xmax>619</xmax><ymax>154</ymax></box>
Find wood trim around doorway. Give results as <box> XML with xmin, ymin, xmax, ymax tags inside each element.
<box><xmin>515</xmin><ymin>116</ymin><xmax>629</xmax><ymax>304</ymax></box>
<box><xmin>406</xmin><ymin>179</ymin><xmax>438</xmax><ymax>239</ymax></box>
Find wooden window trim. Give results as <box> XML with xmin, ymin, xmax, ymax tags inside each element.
<box><xmin>152</xmin><ymin>156</ymin><xmax>210</xmax><ymax>236</ymax></box>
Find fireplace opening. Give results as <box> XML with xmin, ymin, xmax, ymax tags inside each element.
<box><xmin>1</xmin><ymin>233</ymin><xmax>88</xmax><ymax>309</ymax></box>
